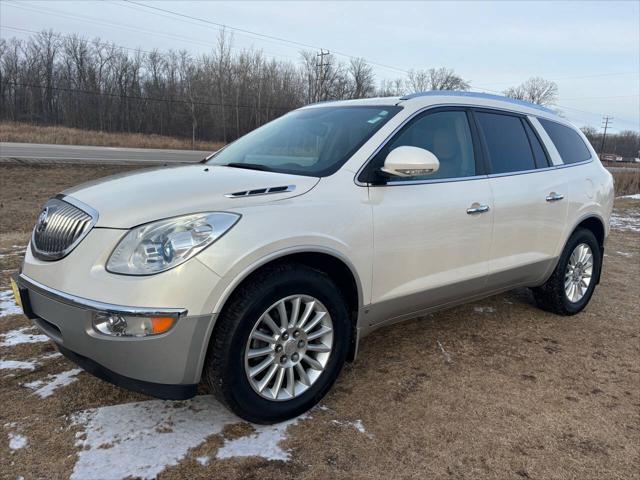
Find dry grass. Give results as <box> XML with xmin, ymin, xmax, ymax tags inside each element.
<box><xmin>612</xmin><ymin>169</ymin><xmax>640</xmax><ymax>197</ymax></box>
<box><xmin>0</xmin><ymin>122</ymin><xmax>223</xmax><ymax>151</ymax></box>
<box><xmin>603</xmin><ymin>160</ymin><xmax>640</xmax><ymax>169</ymax></box>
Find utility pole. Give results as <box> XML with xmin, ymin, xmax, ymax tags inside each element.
<box><xmin>600</xmin><ymin>115</ymin><xmax>613</xmax><ymax>157</ymax></box>
<box><xmin>315</xmin><ymin>49</ymin><xmax>330</xmax><ymax>102</ymax></box>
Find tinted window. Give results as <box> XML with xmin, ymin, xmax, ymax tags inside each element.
<box><xmin>369</xmin><ymin>110</ymin><xmax>476</xmax><ymax>181</ymax></box>
<box><xmin>523</xmin><ymin>120</ymin><xmax>550</xmax><ymax>168</ymax></box>
<box><xmin>208</xmin><ymin>106</ymin><xmax>401</xmax><ymax>177</ymax></box>
<box><xmin>476</xmin><ymin>112</ymin><xmax>536</xmax><ymax>174</ymax></box>
<box><xmin>539</xmin><ymin>118</ymin><xmax>591</xmax><ymax>164</ymax></box>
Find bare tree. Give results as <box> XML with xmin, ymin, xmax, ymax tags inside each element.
<box><xmin>407</xmin><ymin>67</ymin><xmax>470</xmax><ymax>92</ymax></box>
<box><xmin>503</xmin><ymin>77</ymin><xmax>558</xmax><ymax>106</ymax></box>
<box><xmin>348</xmin><ymin>57</ymin><xmax>375</xmax><ymax>99</ymax></box>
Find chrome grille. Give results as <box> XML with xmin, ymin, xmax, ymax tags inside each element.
<box><xmin>31</xmin><ymin>196</ymin><xmax>97</xmax><ymax>261</ymax></box>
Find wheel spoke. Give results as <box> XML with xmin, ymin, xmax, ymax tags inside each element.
<box><xmin>257</xmin><ymin>363</ymin><xmax>279</xmax><ymax>392</ymax></box>
<box><xmin>277</xmin><ymin>301</ymin><xmax>288</xmax><ymax>329</ymax></box>
<box><xmin>247</xmin><ymin>346</ymin><xmax>273</xmax><ymax>359</ymax></box>
<box><xmin>302</xmin><ymin>311</ymin><xmax>326</xmax><ymax>333</ymax></box>
<box><xmin>289</xmin><ymin>296</ymin><xmax>301</xmax><ymax>328</ymax></box>
<box><xmin>306</xmin><ymin>343</ymin><xmax>331</xmax><ymax>353</ymax></box>
<box><xmin>249</xmin><ymin>355</ymin><xmax>275</xmax><ymax>377</ymax></box>
<box><xmin>295</xmin><ymin>362</ymin><xmax>310</xmax><ymax>386</ymax></box>
<box><xmin>251</xmin><ymin>330</ymin><xmax>276</xmax><ymax>344</ymax></box>
<box><xmin>307</xmin><ymin>325</ymin><xmax>332</xmax><ymax>341</ymax></box>
<box><xmin>262</xmin><ymin>313</ymin><xmax>281</xmax><ymax>335</ymax></box>
<box><xmin>297</xmin><ymin>301</ymin><xmax>316</xmax><ymax>329</ymax></box>
<box><xmin>286</xmin><ymin>366</ymin><xmax>295</xmax><ymax>396</ymax></box>
<box><xmin>271</xmin><ymin>367</ymin><xmax>285</xmax><ymax>398</ymax></box>
<box><xmin>302</xmin><ymin>354</ymin><xmax>323</xmax><ymax>370</ymax></box>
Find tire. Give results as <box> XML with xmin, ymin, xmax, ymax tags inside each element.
<box><xmin>203</xmin><ymin>262</ymin><xmax>351</xmax><ymax>424</ymax></box>
<box><xmin>532</xmin><ymin>228</ymin><xmax>602</xmax><ymax>315</ymax></box>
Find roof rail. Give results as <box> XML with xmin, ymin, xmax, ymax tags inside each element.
<box><xmin>399</xmin><ymin>90</ymin><xmax>555</xmax><ymax>114</ymax></box>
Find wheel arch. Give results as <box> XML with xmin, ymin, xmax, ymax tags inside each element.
<box><xmin>210</xmin><ymin>246</ymin><xmax>364</xmax><ymax>362</ymax></box>
<box><xmin>552</xmin><ymin>213</ymin><xmax>606</xmax><ymax>286</ymax></box>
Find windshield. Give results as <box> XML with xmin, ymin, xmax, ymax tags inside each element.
<box><xmin>207</xmin><ymin>105</ymin><xmax>402</xmax><ymax>176</ymax></box>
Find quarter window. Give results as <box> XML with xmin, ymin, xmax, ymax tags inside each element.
<box><xmin>538</xmin><ymin>118</ymin><xmax>592</xmax><ymax>164</ymax></box>
<box><xmin>370</xmin><ymin>110</ymin><xmax>477</xmax><ymax>181</ymax></box>
<box><xmin>523</xmin><ymin>120</ymin><xmax>551</xmax><ymax>169</ymax></box>
<box><xmin>475</xmin><ymin>112</ymin><xmax>536</xmax><ymax>174</ymax></box>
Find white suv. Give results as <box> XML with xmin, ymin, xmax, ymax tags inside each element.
<box><xmin>13</xmin><ymin>92</ymin><xmax>614</xmax><ymax>423</ymax></box>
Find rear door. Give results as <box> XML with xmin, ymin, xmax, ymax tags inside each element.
<box><xmin>473</xmin><ymin>109</ymin><xmax>569</xmax><ymax>288</ymax></box>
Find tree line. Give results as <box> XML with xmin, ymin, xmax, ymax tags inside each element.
<box><xmin>2</xmin><ymin>29</ymin><xmax>614</xmax><ymax>147</ymax></box>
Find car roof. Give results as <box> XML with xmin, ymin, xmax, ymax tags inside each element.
<box><xmin>304</xmin><ymin>91</ymin><xmax>565</xmax><ymax>123</ymax></box>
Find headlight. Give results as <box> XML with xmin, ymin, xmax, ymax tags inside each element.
<box><xmin>106</xmin><ymin>212</ymin><xmax>239</xmax><ymax>275</ymax></box>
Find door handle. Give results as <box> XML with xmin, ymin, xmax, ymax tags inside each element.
<box><xmin>546</xmin><ymin>192</ymin><xmax>564</xmax><ymax>202</ymax></box>
<box><xmin>466</xmin><ymin>203</ymin><xmax>490</xmax><ymax>215</ymax></box>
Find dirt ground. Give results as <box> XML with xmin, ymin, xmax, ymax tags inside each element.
<box><xmin>0</xmin><ymin>164</ymin><xmax>638</xmax><ymax>480</ymax></box>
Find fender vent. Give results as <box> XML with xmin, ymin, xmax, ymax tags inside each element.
<box><xmin>224</xmin><ymin>185</ymin><xmax>295</xmax><ymax>198</ymax></box>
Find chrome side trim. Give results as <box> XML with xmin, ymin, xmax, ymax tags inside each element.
<box><xmin>354</xmin><ymin>103</ymin><xmax>594</xmax><ymax>187</ymax></box>
<box><xmin>224</xmin><ymin>185</ymin><xmax>296</xmax><ymax>198</ymax></box>
<box><xmin>17</xmin><ymin>274</ymin><xmax>188</xmax><ymax>317</ymax></box>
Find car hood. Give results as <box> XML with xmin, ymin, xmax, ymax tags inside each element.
<box><xmin>63</xmin><ymin>164</ymin><xmax>320</xmax><ymax>228</ymax></box>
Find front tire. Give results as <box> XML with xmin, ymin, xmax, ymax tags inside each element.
<box><xmin>204</xmin><ymin>262</ymin><xmax>351</xmax><ymax>423</ymax></box>
<box><xmin>532</xmin><ymin>228</ymin><xmax>602</xmax><ymax>315</ymax></box>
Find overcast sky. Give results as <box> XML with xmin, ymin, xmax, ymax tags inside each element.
<box><xmin>1</xmin><ymin>0</ymin><xmax>638</xmax><ymax>131</ymax></box>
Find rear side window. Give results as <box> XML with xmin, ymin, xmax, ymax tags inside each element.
<box><xmin>475</xmin><ymin>112</ymin><xmax>536</xmax><ymax>174</ymax></box>
<box><xmin>538</xmin><ymin>118</ymin><xmax>592</xmax><ymax>164</ymax></box>
<box><xmin>523</xmin><ymin>121</ymin><xmax>550</xmax><ymax>168</ymax></box>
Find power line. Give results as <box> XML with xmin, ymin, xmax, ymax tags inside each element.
<box><xmin>123</xmin><ymin>0</ymin><xmax>411</xmax><ymax>75</ymax></box>
<box><xmin>1</xmin><ymin>1</ymin><xmax>299</xmax><ymax>62</ymax></box>
<box><xmin>474</xmin><ymin>71</ymin><xmax>640</xmax><ymax>86</ymax></box>
<box><xmin>10</xmin><ymin>82</ymin><xmax>296</xmax><ymax>111</ymax></box>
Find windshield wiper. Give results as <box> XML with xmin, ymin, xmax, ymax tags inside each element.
<box><xmin>224</xmin><ymin>162</ymin><xmax>271</xmax><ymax>171</ymax></box>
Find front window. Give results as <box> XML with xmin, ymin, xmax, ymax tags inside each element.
<box><xmin>207</xmin><ymin>106</ymin><xmax>402</xmax><ymax>176</ymax></box>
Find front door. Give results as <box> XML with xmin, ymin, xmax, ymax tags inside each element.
<box><xmin>362</xmin><ymin>108</ymin><xmax>494</xmax><ymax>326</ymax></box>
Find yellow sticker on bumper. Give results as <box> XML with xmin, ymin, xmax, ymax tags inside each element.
<box><xmin>10</xmin><ymin>277</ymin><xmax>23</xmax><ymax>310</ymax></box>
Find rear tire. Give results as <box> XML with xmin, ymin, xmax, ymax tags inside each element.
<box><xmin>532</xmin><ymin>228</ymin><xmax>601</xmax><ymax>315</ymax></box>
<box><xmin>204</xmin><ymin>262</ymin><xmax>350</xmax><ymax>424</ymax></box>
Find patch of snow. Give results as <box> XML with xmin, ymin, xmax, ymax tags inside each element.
<box><xmin>618</xmin><ymin>193</ymin><xmax>640</xmax><ymax>200</ymax></box>
<box><xmin>0</xmin><ymin>358</ymin><xmax>38</xmax><ymax>370</ymax></box>
<box><xmin>8</xmin><ymin>432</ymin><xmax>28</xmax><ymax>450</ymax></box>
<box><xmin>0</xmin><ymin>327</ymin><xmax>48</xmax><ymax>347</ymax></box>
<box><xmin>1</xmin><ymin>351</ymin><xmax>61</xmax><ymax>371</ymax></box>
<box><xmin>610</xmin><ymin>209</ymin><xmax>640</xmax><ymax>232</ymax></box>
<box><xmin>330</xmin><ymin>419</ymin><xmax>372</xmax><ymax>438</ymax></box>
<box><xmin>616</xmin><ymin>251</ymin><xmax>633</xmax><ymax>257</ymax></box>
<box><xmin>0</xmin><ymin>290</ymin><xmax>22</xmax><ymax>317</ymax></box>
<box><xmin>24</xmin><ymin>369</ymin><xmax>82</xmax><ymax>398</ymax></box>
<box><xmin>195</xmin><ymin>456</ymin><xmax>209</xmax><ymax>466</ymax></box>
<box><xmin>474</xmin><ymin>306</ymin><xmax>496</xmax><ymax>313</ymax></box>
<box><xmin>216</xmin><ymin>414</ymin><xmax>307</xmax><ymax>461</ymax></box>
<box><xmin>71</xmin><ymin>395</ymin><xmax>307</xmax><ymax>480</ymax></box>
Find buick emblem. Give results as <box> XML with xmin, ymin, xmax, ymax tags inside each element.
<box><xmin>36</xmin><ymin>207</ymin><xmax>49</xmax><ymax>232</ymax></box>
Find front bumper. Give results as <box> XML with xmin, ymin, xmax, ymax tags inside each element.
<box><xmin>13</xmin><ymin>273</ymin><xmax>216</xmax><ymax>400</ymax></box>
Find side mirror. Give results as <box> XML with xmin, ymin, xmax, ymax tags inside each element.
<box><xmin>381</xmin><ymin>146</ymin><xmax>440</xmax><ymax>178</ymax></box>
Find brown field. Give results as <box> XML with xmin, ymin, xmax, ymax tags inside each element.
<box><xmin>0</xmin><ymin>122</ymin><xmax>223</xmax><ymax>151</ymax></box>
<box><xmin>0</xmin><ymin>164</ymin><xmax>639</xmax><ymax>480</ymax></box>
<box><xmin>611</xmin><ymin>169</ymin><xmax>640</xmax><ymax>197</ymax></box>
<box><xmin>603</xmin><ymin>160</ymin><xmax>640</xmax><ymax>169</ymax></box>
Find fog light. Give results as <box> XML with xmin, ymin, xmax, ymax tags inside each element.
<box><xmin>93</xmin><ymin>313</ymin><xmax>176</xmax><ymax>337</ymax></box>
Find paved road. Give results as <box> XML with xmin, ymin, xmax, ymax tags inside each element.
<box><xmin>0</xmin><ymin>142</ymin><xmax>212</xmax><ymax>165</ymax></box>
<box><xmin>1</xmin><ymin>142</ymin><xmax>639</xmax><ymax>173</ymax></box>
